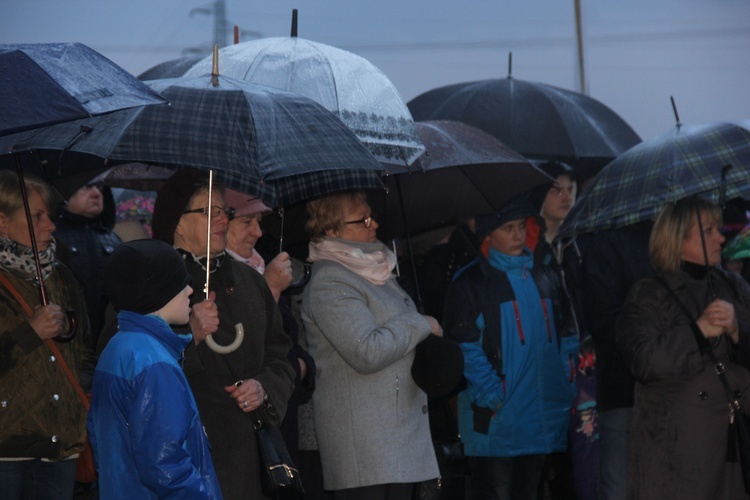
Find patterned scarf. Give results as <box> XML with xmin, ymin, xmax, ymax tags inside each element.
<box><xmin>0</xmin><ymin>236</ymin><xmax>57</xmax><ymax>281</ymax></box>
<box><xmin>308</xmin><ymin>237</ymin><xmax>396</xmax><ymax>285</ymax></box>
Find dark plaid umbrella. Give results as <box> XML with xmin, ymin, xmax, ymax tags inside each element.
<box><xmin>0</xmin><ymin>74</ymin><xmax>384</xmax><ymax>207</ymax></box>
<box><xmin>559</xmin><ymin>121</ymin><xmax>750</xmax><ymax>239</ymax></box>
<box><xmin>183</xmin><ymin>36</ymin><xmax>425</xmax><ymax>167</ymax></box>
<box><xmin>0</xmin><ymin>42</ymin><xmax>166</xmax><ymax>136</ymax></box>
<box><xmin>407</xmin><ymin>76</ymin><xmax>641</xmax><ymax>178</ymax></box>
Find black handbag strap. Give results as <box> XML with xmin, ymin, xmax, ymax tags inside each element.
<box><xmin>654</xmin><ymin>276</ymin><xmax>742</xmax><ymax>418</ymax></box>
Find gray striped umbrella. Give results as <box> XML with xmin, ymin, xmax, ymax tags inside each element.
<box><xmin>560</xmin><ymin>121</ymin><xmax>750</xmax><ymax>238</ymax></box>
<box><xmin>1</xmin><ymin>74</ymin><xmax>384</xmax><ymax>207</ymax></box>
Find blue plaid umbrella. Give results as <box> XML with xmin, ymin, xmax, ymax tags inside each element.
<box><xmin>560</xmin><ymin>121</ymin><xmax>750</xmax><ymax>238</ymax></box>
<box><xmin>0</xmin><ymin>74</ymin><xmax>384</xmax><ymax>207</ymax></box>
<box><xmin>0</xmin><ymin>42</ymin><xmax>166</xmax><ymax>136</ymax></box>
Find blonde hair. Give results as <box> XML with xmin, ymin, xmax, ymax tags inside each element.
<box><xmin>649</xmin><ymin>197</ymin><xmax>722</xmax><ymax>272</ymax></box>
<box><xmin>0</xmin><ymin>170</ymin><xmax>57</xmax><ymax>218</ymax></box>
<box><xmin>305</xmin><ymin>191</ymin><xmax>367</xmax><ymax>242</ymax></box>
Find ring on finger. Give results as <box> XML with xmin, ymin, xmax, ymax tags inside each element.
<box><xmin>243</xmin><ymin>401</ymin><xmax>249</xmax><ymax>408</ymax></box>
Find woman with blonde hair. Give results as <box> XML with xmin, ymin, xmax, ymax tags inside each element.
<box><xmin>301</xmin><ymin>190</ymin><xmax>441</xmax><ymax>500</ymax></box>
<box><xmin>617</xmin><ymin>196</ymin><xmax>750</xmax><ymax>499</ymax></box>
<box><xmin>0</xmin><ymin>170</ymin><xmax>92</xmax><ymax>498</ymax></box>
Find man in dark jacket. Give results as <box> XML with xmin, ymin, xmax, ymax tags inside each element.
<box><xmin>54</xmin><ymin>184</ymin><xmax>121</xmax><ymax>349</ymax></box>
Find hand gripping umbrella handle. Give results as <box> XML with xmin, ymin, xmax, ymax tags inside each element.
<box><xmin>205</xmin><ymin>322</ymin><xmax>244</xmax><ymax>354</ymax></box>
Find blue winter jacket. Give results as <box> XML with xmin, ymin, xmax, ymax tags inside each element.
<box><xmin>445</xmin><ymin>248</ymin><xmax>577</xmax><ymax>457</ymax></box>
<box><xmin>88</xmin><ymin>311</ymin><xmax>222</xmax><ymax>499</ymax></box>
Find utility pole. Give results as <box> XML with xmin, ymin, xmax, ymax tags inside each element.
<box><xmin>186</xmin><ymin>0</ymin><xmax>261</xmax><ymax>55</ymax></box>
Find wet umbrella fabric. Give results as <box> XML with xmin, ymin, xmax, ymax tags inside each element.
<box><xmin>0</xmin><ymin>74</ymin><xmax>384</xmax><ymax>208</ymax></box>
<box><xmin>183</xmin><ymin>37</ymin><xmax>425</xmax><ymax>167</ymax></box>
<box><xmin>137</xmin><ymin>54</ymin><xmax>207</xmax><ymax>81</ymax></box>
<box><xmin>559</xmin><ymin>121</ymin><xmax>750</xmax><ymax>239</ymax></box>
<box><xmin>407</xmin><ymin>77</ymin><xmax>641</xmax><ymax>177</ymax></box>
<box><xmin>372</xmin><ymin>120</ymin><xmax>553</xmax><ymax>241</ymax></box>
<box><xmin>0</xmin><ymin>42</ymin><xmax>166</xmax><ymax>136</ymax></box>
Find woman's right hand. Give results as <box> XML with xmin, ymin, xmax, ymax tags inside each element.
<box><xmin>29</xmin><ymin>304</ymin><xmax>64</xmax><ymax>339</ymax></box>
<box><xmin>697</xmin><ymin>299</ymin><xmax>737</xmax><ymax>341</ymax></box>
<box><xmin>423</xmin><ymin>315</ymin><xmax>443</xmax><ymax>337</ymax></box>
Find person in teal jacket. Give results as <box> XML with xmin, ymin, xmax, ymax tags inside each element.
<box><xmin>444</xmin><ymin>197</ymin><xmax>577</xmax><ymax>500</ymax></box>
<box><xmin>88</xmin><ymin>239</ymin><xmax>222</xmax><ymax>499</ymax></box>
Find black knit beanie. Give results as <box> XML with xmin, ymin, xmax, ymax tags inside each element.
<box><xmin>475</xmin><ymin>196</ymin><xmax>539</xmax><ymax>240</ymax></box>
<box><xmin>151</xmin><ymin>168</ymin><xmax>208</xmax><ymax>245</ymax></box>
<box><xmin>105</xmin><ymin>239</ymin><xmax>192</xmax><ymax>314</ymax></box>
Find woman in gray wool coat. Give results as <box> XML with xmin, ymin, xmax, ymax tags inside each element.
<box><xmin>617</xmin><ymin>196</ymin><xmax>750</xmax><ymax>499</ymax></box>
<box><xmin>301</xmin><ymin>191</ymin><xmax>441</xmax><ymax>500</ymax></box>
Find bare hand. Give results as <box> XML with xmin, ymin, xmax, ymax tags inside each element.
<box><xmin>189</xmin><ymin>291</ymin><xmax>219</xmax><ymax>344</ymax></box>
<box><xmin>423</xmin><ymin>315</ymin><xmax>443</xmax><ymax>337</ymax></box>
<box><xmin>699</xmin><ymin>299</ymin><xmax>739</xmax><ymax>343</ymax></box>
<box><xmin>297</xmin><ymin>357</ymin><xmax>308</xmax><ymax>380</ymax></box>
<box><xmin>29</xmin><ymin>304</ymin><xmax>64</xmax><ymax>340</ymax></box>
<box><xmin>264</xmin><ymin>252</ymin><xmax>293</xmax><ymax>301</ymax></box>
<box><xmin>225</xmin><ymin>378</ymin><xmax>265</xmax><ymax>412</ymax></box>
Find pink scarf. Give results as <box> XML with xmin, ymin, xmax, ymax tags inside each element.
<box><xmin>308</xmin><ymin>237</ymin><xmax>397</xmax><ymax>285</ymax></box>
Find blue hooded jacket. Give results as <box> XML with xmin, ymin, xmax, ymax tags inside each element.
<box><xmin>88</xmin><ymin>311</ymin><xmax>222</xmax><ymax>499</ymax></box>
<box><xmin>445</xmin><ymin>248</ymin><xmax>577</xmax><ymax>457</ymax></box>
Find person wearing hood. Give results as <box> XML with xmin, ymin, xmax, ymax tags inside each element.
<box><xmin>443</xmin><ymin>196</ymin><xmax>576</xmax><ymax>500</ymax></box>
<box><xmin>88</xmin><ymin>239</ymin><xmax>222</xmax><ymax>498</ymax></box>
<box><xmin>53</xmin><ymin>182</ymin><xmax>122</xmax><ymax>349</ymax></box>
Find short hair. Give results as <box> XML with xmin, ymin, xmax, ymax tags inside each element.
<box><xmin>305</xmin><ymin>191</ymin><xmax>367</xmax><ymax>242</ymax></box>
<box><xmin>0</xmin><ymin>170</ymin><xmax>57</xmax><ymax>218</ymax></box>
<box><xmin>649</xmin><ymin>196</ymin><xmax>722</xmax><ymax>272</ymax></box>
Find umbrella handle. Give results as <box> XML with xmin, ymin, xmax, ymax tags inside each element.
<box><xmin>205</xmin><ymin>322</ymin><xmax>244</xmax><ymax>354</ymax></box>
<box><xmin>286</xmin><ymin>262</ymin><xmax>312</xmax><ymax>294</ymax></box>
<box><xmin>52</xmin><ymin>310</ymin><xmax>78</xmax><ymax>343</ymax></box>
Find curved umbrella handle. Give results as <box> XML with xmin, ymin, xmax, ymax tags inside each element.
<box><xmin>53</xmin><ymin>310</ymin><xmax>78</xmax><ymax>343</ymax></box>
<box><xmin>205</xmin><ymin>322</ymin><xmax>244</xmax><ymax>354</ymax></box>
<box><xmin>285</xmin><ymin>262</ymin><xmax>312</xmax><ymax>294</ymax></box>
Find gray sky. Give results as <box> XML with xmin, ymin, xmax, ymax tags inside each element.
<box><xmin>2</xmin><ymin>0</ymin><xmax>749</xmax><ymax>140</ymax></box>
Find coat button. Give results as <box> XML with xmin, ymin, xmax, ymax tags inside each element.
<box><xmin>422</xmin><ymin>405</ymin><xmax>428</xmax><ymax>414</ymax></box>
<box><xmin>699</xmin><ymin>391</ymin><xmax>709</xmax><ymax>400</ymax></box>
<box><xmin>226</xmin><ymin>286</ymin><xmax>235</xmax><ymax>295</ymax></box>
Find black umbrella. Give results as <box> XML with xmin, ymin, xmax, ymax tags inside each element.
<box><xmin>137</xmin><ymin>54</ymin><xmax>207</xmax><ymax>81</ymax></box>
<box><xmin>0</xmin><ymin>42</ymin><xmax>166</xmax><ymax>136</ymax></box>
<box><xmin>408</xmin><ymin>75</ymin><xmax>641</xmax><ymax>178</ymax></box>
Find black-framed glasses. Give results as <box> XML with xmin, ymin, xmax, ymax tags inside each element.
<box><xmin>344</xmin><ymin>215</ymin><xmax>374</xmax><ymax>228</ymax></box>
<box><xmin>182</xmin><ymin>206</ymin><xmax>236</xmax><ymax>221</ymax></box>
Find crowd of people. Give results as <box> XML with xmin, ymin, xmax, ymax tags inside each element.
<box><xmin>1</xmin><ymin>160</ymin><xmax>750</xmax><ymax>500</ymax></box>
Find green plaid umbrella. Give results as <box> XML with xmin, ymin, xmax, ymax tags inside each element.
<box><xmin>560</xmin><ymin>121</ymin><xmax>750</xmax><ymax>238</ymax></box>
<box><xmin>0</xmin><ymin>74</ymin><xmax>384</xmax><ymax>207</ymax></box>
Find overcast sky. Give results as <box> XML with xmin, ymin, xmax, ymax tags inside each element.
<box><xmin>3</xmin><ymin>0</ymin><xmax>749</xmax><ymax>140</ymax></box>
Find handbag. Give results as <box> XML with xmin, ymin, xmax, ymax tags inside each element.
<box><xmin>0</xmin><ymin>272</ymin><xmax>96</xmax><ymax>483</ymax></box>
<box><xmin>655</xmin><ymin>276</ymin><xmax>750</xmax><ymax>494</ymax></box>
<box><xmin>252</xmin><ymin>412</ymin><xmax>305</xmax><ymax>500</ymax></box>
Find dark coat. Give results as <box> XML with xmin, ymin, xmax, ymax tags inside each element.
<box><xmin>54</xmin><ymin>207</ymin><xmax>122</xmax><ymax>347</ymax></box>
<box><xmin>582</xmin><ymin>222</ymin><xmax>654</xmax><ymax>411</ymax></box>
<box><xmin>617</xmin><ymin>267</ymin><xmax>750</xmax><ymax>499</ymax></box>
<box><xmin>0</xmin><ymin>263</ymin><xmax>93</xmax><ymax>459</ymax></box>
<box><xmin>181</xmin><ymin>257</ymin><xmax>295</xmax><ymax>500</ymax></box>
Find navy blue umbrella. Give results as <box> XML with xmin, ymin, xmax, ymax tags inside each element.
<box><xmin>0</xmin><ymin>42</ymin><xmax>166</xmax><ymax>136</ymax></box>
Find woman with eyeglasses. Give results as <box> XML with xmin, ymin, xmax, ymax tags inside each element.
<box><xmin>301</xmin><ymin>191</ymin><xmax>441</xmax><ymax>500</ymax></box>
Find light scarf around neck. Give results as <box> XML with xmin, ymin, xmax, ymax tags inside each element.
<box><xmin>0</xmin><ymin>236</ymin><xmax>57</xmax><ymax>281</ymax></box>
<box><xmin>226</xmin><ymin>247</ymin><xmax>266</xmax><ymax>274</ymax></box>
<box><xmin>308</xmin><ymin>236</ymin><xmax>397</xmax><ymax>285</ymax></box>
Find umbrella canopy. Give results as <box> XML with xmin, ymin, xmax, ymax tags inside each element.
<box><xmin>559</xmin><ymin>121</ymin><xmax>750</xmax><ymax>239</ymax></box>
<box><xmin>137</xmin><ymin>54</ymin><xmax>207</xmax><ymax>81</ymax></box>
<box><xmin>0</xmin><ymin>74</ymin><xmax>385</xmax><ymax>207</ymax></box>
<box><xmin>0</xmin><ymin>42</ymin><xmax>166</xmax><ymax>136</ymax></box>
<box><xmin>407</xmin><ymin>77</ymin><xmax>641</xmax><ymax>178</ymax></box>
<box><xmin>372</xmin><ymin>120</ymin><xmax>553</xmax><ymax>240</ymax></box>
<box><xmin>183</xmin><ymin>36</ymin><xmax>425</xmax><ymax>167</ymax></box>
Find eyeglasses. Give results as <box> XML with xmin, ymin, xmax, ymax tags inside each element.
<box><xmin>344</xmin><ymin>215</ymin><xmax>374</xmax><ymax>228</ymax></box>
<box><xmin>182</xmin><ymin>206</ymin><xmax>236</xmax><ymax>221</ymax></box>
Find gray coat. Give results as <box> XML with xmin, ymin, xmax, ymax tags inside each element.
<box><xmin>301</xmin><ymin>255</ymin><xmax>440</xmax><ymax>491</ymax></box>
<box><xmin>617</xmin><ymin>268</ymin><xmax>750</xmax><ymax>500</ymax></box>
